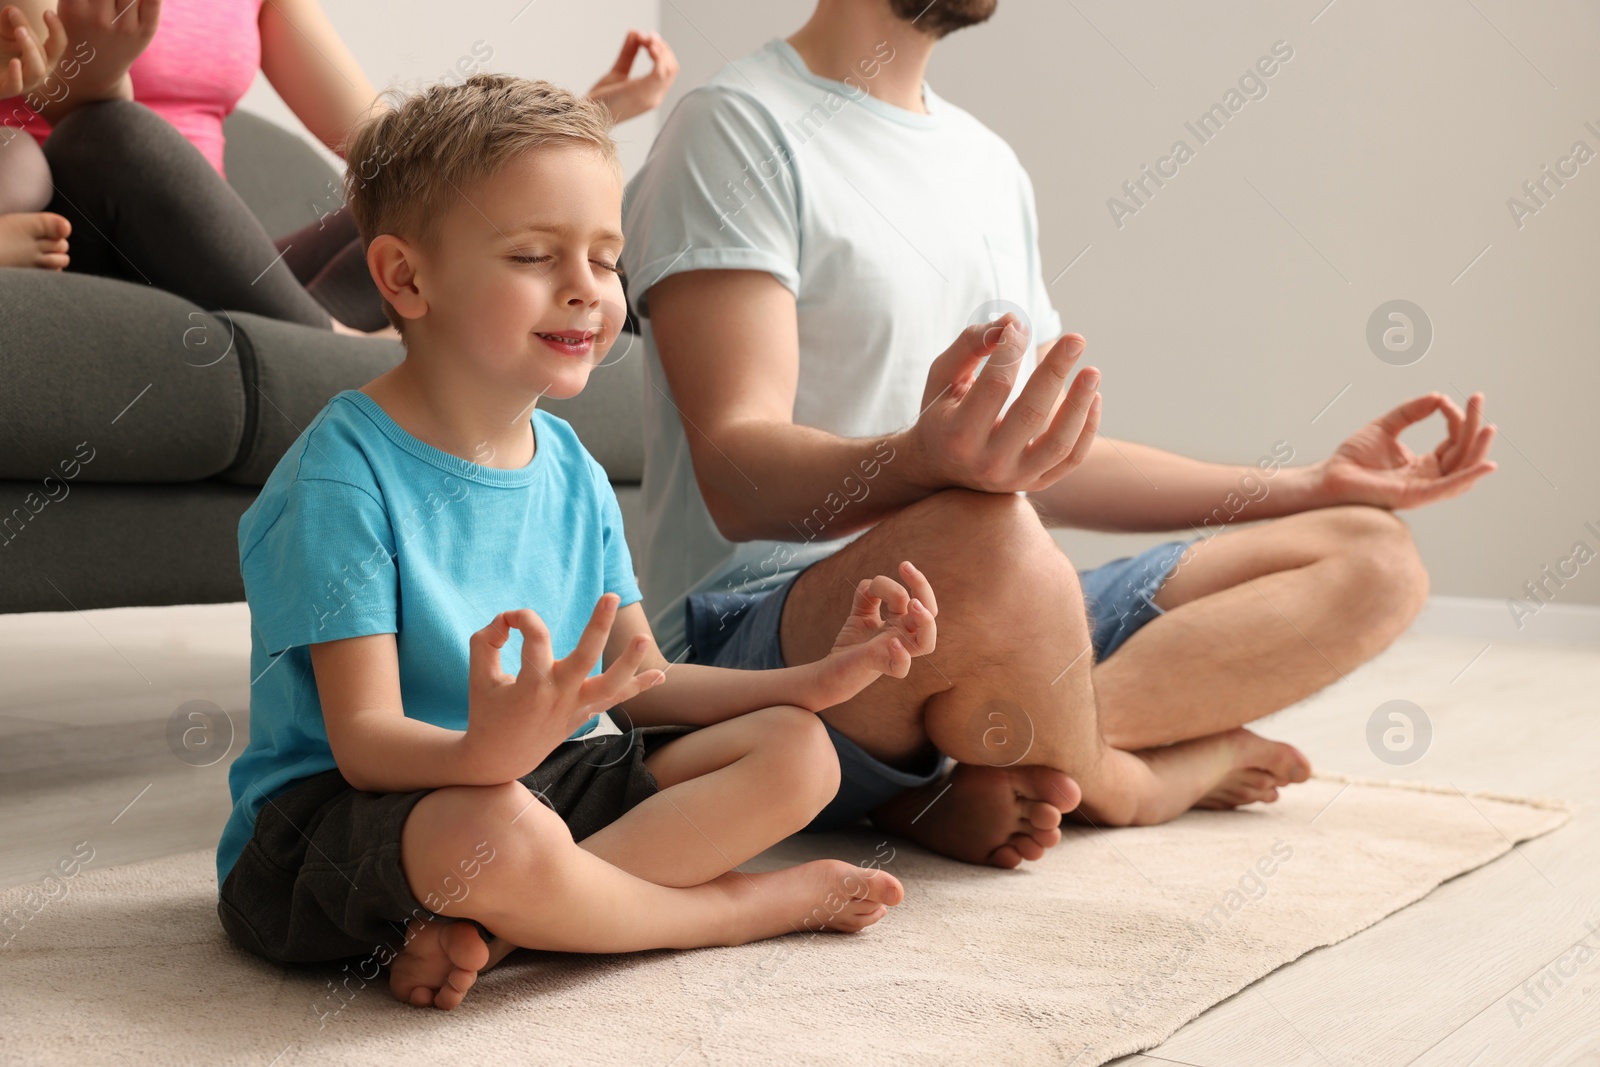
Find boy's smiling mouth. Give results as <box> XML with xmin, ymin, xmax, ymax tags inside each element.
<box><xmin>534</xmin><ymin>330</ymin><xmax>599</xmax><ymax>356</ymax></box>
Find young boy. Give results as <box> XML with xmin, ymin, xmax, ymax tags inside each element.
<box><xmin>215</xmin><ymin>73</ymin><xmax>940</xmax><ymax>1012</ymax></box>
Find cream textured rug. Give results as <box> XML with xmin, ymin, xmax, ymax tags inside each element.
<box><xmin>0</xmin><ymin>774</ymin><xmax>1569</xmax><ymax>1067</ymax></box>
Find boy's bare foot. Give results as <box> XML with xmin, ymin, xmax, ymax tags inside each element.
<box><xmin>1193</xmin><ymin>727</ymin><xmax>1311</xmax><ymax>809</ymax></box>
<box><xmin>725</xmin><ymin>859</ymin><xmax>905</xmax><ymax>943</ymax></box>
<box><xmin>871</xmin><ymin>763</ymin><xmax>1081</xmax><ymax>869</ymax></box>
<box><xmin>0</xmin><ymin>212</ymin><xmax>69</xmax><ymax>269</ymax></box>
<box><xmin>388</xmin><ymin>916</ymin><xmax>491</xmax><ymax>1010</ymax></box>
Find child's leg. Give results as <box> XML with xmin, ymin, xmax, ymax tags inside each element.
<box><xmin>0</xmin><ymin>132</ymin><xmax>70</xmax><ymax>270</ymax></box>
<box><xmin>392</xmin><ymin>776</ymin><xmax>902</xmax><ymax>1008</ymax></box>
<box><xmin>0</xmin><ymin>131</ymin><xmax>51</xmax><ymax>214</ymax></box>
<box><xmin>578</xmin><ymin>706</ymin><xmax>841</xmax><ymax>887</ymax></box>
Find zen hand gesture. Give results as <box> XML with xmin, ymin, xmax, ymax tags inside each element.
<box><xmin>586</xmin><ymin>29</ymin><xmax>678</xmax><ymax>123</ymax></box>
<box><xmin>805</xmin><ymin>561</ymin><xmax>938</xmax><ymax>712</ymax></box>
<box><xmin>911</xmin><ymin>314</ymin><xmax>1102</xmax><ymax>494</ymax></box>
<box><xmin>464</xmin><ymin>595</ymin><xmax>664</xmax><ymax>779</ymax></box>
<box><xmin>1317</xmin><ymin>391</ymin><xmax>1497</xmax><ymax>509</ymax></box>
<box><xmin>53</xmin><ymin>0</ymin><xmax>161</xmax><ymax>99</ymax></box>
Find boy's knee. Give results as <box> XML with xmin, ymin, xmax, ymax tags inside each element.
<box><xmin>403</xmin><ymin>782</ymin><xmax>570</xmax><ymax>903</ymax></box>
<box><xmin>749</xmin><ymin>707</ymin><xmax>841</xmax><ymax>812</ymax></box>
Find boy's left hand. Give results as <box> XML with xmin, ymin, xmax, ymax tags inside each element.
<box><xmin>805</xmin><ymin>561</ymin><xmax>937</xmax><ymax>712</ymax></box>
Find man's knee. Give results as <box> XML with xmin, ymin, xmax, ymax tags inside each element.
<box><xmin>913</xmin><ymin>488</ymin><xmax>1063</xmax><ymax>583</ymax></box>
<box><xmin>1319</xmin><ymin>505</ymin><xmax>1430</xmax><ymax>631</ymax></box>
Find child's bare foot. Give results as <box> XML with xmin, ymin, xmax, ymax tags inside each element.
<box><xmin>388</xmin><ymin>916</ymin><xmax>491</xmax><ymax>1010</ymax></box>
<box><xmin>725</xmin><ymin>859</ymin><xmax>905</xmax><ymax>943</ymax></box>
<box><xmin>0</xmin><ymin>212</ymin><xmax>69</xmax><ymax>269</ymax></box>
<box><xmin>1194</xmin><ymin>727</ymin><xmax>1311</xmax><ymax>809</ymax></box>
<box><xmin>871</xmin><ymin>763</ymin><xmax>1081</xmax><ymax>869</ymax></box>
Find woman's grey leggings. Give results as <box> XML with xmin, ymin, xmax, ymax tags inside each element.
<box><xmin>42</xmin><ymin>98</ymin><xmax>385</xmax><ymax>331</ymax></box>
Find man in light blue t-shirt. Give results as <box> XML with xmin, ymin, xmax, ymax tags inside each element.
<box><xmin>622</xmin><ymin>0</ymin><xmax>1499</xmax><ymax>868</ymax></box>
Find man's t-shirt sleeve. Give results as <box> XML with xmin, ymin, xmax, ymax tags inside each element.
<box><xmin>622</xmin><ymin>86</ymin><xmax>802</xmax><ymax>317</ymax></box>
<box><xmin>241</xmin><ymin>477</ymin><xmax>399</xmax><ymax>657</ymax></box>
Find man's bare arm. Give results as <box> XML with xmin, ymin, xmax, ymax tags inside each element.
<box><xmin>1031</xmin><ymin>391</ymin><xmax>1498</xmax><ymax>531</ymax></box>
<box><xmin>646</xmin><ymin>269</ymin><xmax>1102</xmax><ymax>543</ymax></box>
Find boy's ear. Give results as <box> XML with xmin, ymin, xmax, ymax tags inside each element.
<box><xmin>367</xmin><ymin>234</ymin><xmax>427</xmax><ymax>323</ymax></box>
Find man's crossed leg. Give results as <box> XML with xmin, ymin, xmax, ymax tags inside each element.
<box><xmin>743</xmin><ymin>488</ymin><xmax>1430</xmax><ymax>866</ymax></box>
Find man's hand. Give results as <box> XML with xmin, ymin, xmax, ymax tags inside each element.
<box><xmin>803</xmin><ymin>561</ymin><xmax>937</xmax><ymax>712</ymax></box>
<box><xmin>463</xmin><ymin>595</ymin><xmax>665</xmax><ymax>781</ymax></box>
<box><xmin>587</xmin><ymin>29</ymin><xmax>678</xmax><ymax>123</ymax></box>
<box><xmin>0</xmin><ymin>5</ymin><xmax>67</xmax><ymax>97</ymax></box>
<box><xmin>909</xmin><ymin>314</ymin><xmax>1102</xmax><ymax>495</ymax></box>
<box><xmin>1313</xmin><ymin>391</ymin><xmax>1497</xmax><ymax>509</ymax></box>
<box><xmin>51</xmin><ymin>0</ymin><xmax>160</xmax><ymax>103</ymax></box>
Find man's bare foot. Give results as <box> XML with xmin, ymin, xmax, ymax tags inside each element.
<box><xmin>724</xmin><ymin>859</ymin><xmax>904</xmax><ymax>944</ymax></box>
<box><xmin>388</xmin><ymin>916</ymin><xmax>492</xmax><ymax>1010</ymax></box>
<box><xmin>871</xmin><ymin>763</ymin><xmax>1081</xmax><ymax>869</ymax></box>
<box><xmin>0</xmin><ymin>212</ymin><xmax>69</xmax><ymax>269</ymax></box>
<box><xmin>1194</xmin><ymin>727</ymin><xmax>1311</xmax><ymax>809</ymax></box>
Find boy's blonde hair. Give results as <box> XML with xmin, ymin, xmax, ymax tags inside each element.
<box><xmin>342</xmin><ymin>73</ymin><xmax>619</xmax><ymax>329</ymax></box>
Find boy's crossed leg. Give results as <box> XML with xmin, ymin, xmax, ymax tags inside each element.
<box><xmin>391</xmin><ymin>707</ymin><xmax>904</xmax><ymax>1009</ymax></box>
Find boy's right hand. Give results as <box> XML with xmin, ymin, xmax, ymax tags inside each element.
<box><xmin>463</xmin><ymin>594</ymin><xmax>664</xmax><ymax>781</ymax></box>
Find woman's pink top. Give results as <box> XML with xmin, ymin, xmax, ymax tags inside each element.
<box><xmin>2</xmin><ymin>0</ymin><xmax>264</xmax><ymax>175</ymax></box>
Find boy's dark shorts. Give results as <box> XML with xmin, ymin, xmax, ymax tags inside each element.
<box><xmin>217</xmin><ymin>725</ymin><xmax>691</xmax><ymax>967</ymax></box>
<box><xmin>685</xmin><ymin>537</ymin><xmax>1196</xmax><ymax>832</ymax></box>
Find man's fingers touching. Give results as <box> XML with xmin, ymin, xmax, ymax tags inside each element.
<box><xmin>1375</xmin><ymin>392</ymin><xmax>1447</xmax><ymax>437</ymax></box>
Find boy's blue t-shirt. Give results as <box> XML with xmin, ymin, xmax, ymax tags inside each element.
<box><xmin>216</xmin><ymin>389</ymin><xmax>642</xmax><ymax>885</ymax></box>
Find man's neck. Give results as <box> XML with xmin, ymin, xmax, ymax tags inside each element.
<box><xmin>786</xmin><ymin>1</ymin><xmax>935</xmax><ymax>114</ymax></box>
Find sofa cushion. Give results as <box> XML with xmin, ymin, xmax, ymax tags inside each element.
<box><xmin>0</xmin><ymin>268</ymin><xmax>250</xmax><ymax>483</ymax></box>
<box><xmin>213</xmin><ymin>311</ymin><xmax>403</xmax><ymax>486</ymax></box>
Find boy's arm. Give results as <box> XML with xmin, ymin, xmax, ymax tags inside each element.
<box><xmin>310</xmin><ymin>604</ymin><xmax>667</xmax><ymax>793</ymax></box>
<box><xmin>309</xmin><ymin>633</ymin><xmax>485</xmax><ymax>793</ymax></box>
<box><xmin>604</xmin><ymin>566</ymin><xmax>937</xmax><ymax>727</ymax></box>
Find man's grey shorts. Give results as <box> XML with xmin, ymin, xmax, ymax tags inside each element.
<box><xmin>685</xmin><ymin>537</ymin><xmax>1196</xmax><ymax>831</ymax></box>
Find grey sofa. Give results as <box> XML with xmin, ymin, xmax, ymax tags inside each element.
<box><xmin>0</xmin><ymin>109</ymin><xmax>645</xmax><ymax>615</ymax></box>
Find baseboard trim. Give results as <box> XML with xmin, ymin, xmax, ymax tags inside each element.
<box><xmin>1408</xmin><ymin>595</ymin><xmax>1600</xmax><ymax>646</ymax></box>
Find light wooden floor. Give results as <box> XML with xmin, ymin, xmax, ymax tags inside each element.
<box><xmin>1</xmin><ymin>601</ymin><xmax>1595</xmax><ymax>1065</ymax></box>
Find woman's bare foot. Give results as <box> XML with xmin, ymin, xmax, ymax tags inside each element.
<box><xmin>1193</xmin><ymin>727</ymin><xmax>1311</xmax><ymax>809</ymax></box>
<box><xmin>330</xmin><ymin>316</ymin><xmax>400</xmax><ymax>340</ymax></box>
<box><xmin>724</xmin><ymin>859</ymin><xmax>905</xmax><ymax>944</ymax></box>
<box><xmin>0</xmin><ymin>212</ymin><xmax>69</xmax><ymax>269</ymax></box>
<box><xmin>388</xmin><ymin>916</ymin><xmax>492</xmax><ymax>1010</ymax></box>
<box><xmin>871</xmin><ymin>763</ymin><xmax>1081</xmax><ymax>869</ymax></box>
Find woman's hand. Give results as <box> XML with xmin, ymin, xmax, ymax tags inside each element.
<box><xmin>462</xmin><ymin>597</ymin><xmax>665</xmax><ymax>782</ymax></box>
<box><xmin>803</xmin><ymin>562</ymin><xmax>938</xmax><ymax>713</ymax></box>
<box><xmin>587</xmin><ymin>29</ymin><xmax>678</xmax><ymax>123</ymax></box>
<box><xmin>0</xmin><ymin>5</ymin><xmax>67</xmax><ymax>97</ymax></box>
<box><xmin>50</xmin><ymin>0</ymin><xmax>161</xmax><ymax>105</ymax></box>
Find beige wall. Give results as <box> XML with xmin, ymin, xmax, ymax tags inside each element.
<box><xmin>241</xmin><ymin>0</ymin><xmax>662</xmax><ymax>180</ymax></box>
<box><xmin>660</xmin><ymin>0</ymin><xmax>1600</xmax><ymax>613</ymax></box>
